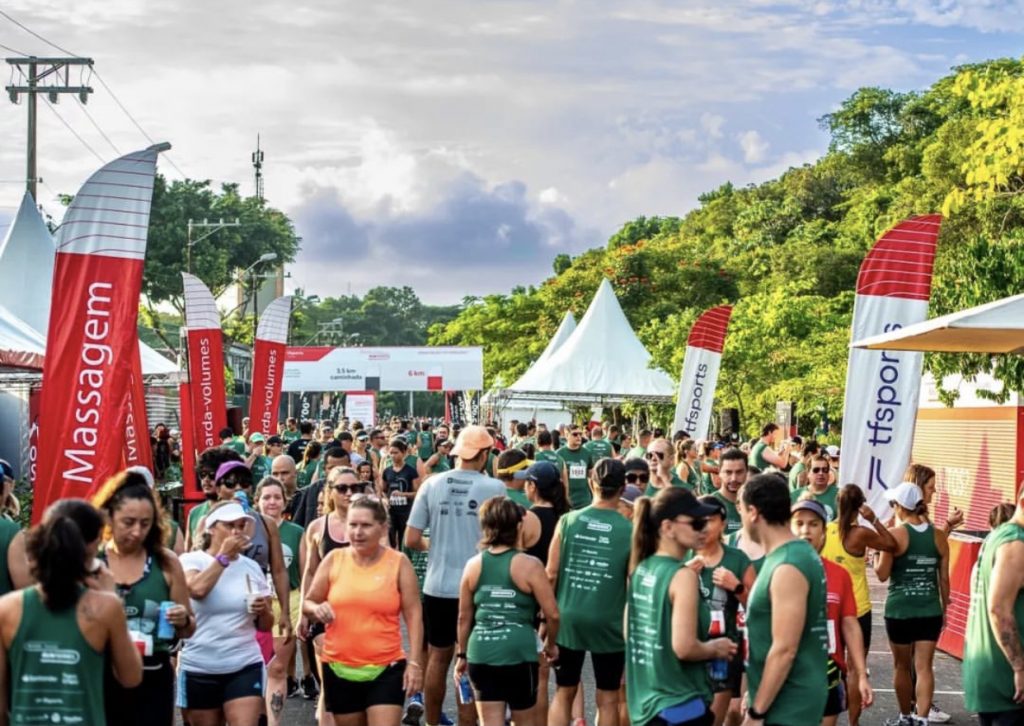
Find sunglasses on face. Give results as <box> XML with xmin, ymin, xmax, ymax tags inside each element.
<box><xmin>219</xmin><ymin>478</ymin><xmax>245</xmax><ymax>489</ymax></box>
<box><xmin>200</xmin><ymin>470</ymin><xmax>216</xmax><ymax>481</ymax></box>
<box><xmin>332</xmin><ymin>483</ymin><xmax>366</xmax><ymax>494</ymax></box>
<box><xmin>646</xmin><ymin>451</ymin><xmax>666</xmax><ymax>461</ymax></box>
<box><xmin>626</xmin><ymin>473</ymin><xmax>650</xmax><ymax>484</ymax></box>
<box><xmin>811</xmin><ymin>467</ymin><xmax>830</xmax><ymax>474</ymax></box>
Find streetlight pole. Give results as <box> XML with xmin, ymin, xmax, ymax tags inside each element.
<box><xmin>186</xmin><ymin>218</ymin><xmax>241</xmax><ymax>274</ymax></box>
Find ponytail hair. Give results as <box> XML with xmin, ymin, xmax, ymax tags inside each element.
<box><xmin>630</xmin><ymin>497</ymin><xmax>657</xmax><ymax>574</ymax></box>
<box><xmin>531</xmin><ymin>470</ymin><xmax>569</xmax><ymax>516</ymax></box>
<box><xmin>28</xmin><ymin>499</ymin><xmax>104</xmax><ymax>610</ymax></box>
<box><xmin>837</xmin><ymin>484</ymin><xmax>866</xmax><ymax>543</ymax></box>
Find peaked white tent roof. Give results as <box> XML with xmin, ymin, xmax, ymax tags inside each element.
<box><xmin>507</xmin><ymin>279</ymin><xmax>674</xmax><ymax>402</ymax></box>
<box><xmin>0</xmin><ymin>192</ymin><xmax>177</xmax><ymax>375</ymax></box>
<box><xmin>0</xmin><ymin>302</ymin><xmax>46</xmax><ymax>369</ymax></box>
<box><xmin>852</xmin><ymin>291</ymin><xmax>1024</xmax><ymax>354</ymax></box>
<box><xmin>506</xmin><ymin>311</ymin><xmax>575</xmax><ymax>392</ymax></box>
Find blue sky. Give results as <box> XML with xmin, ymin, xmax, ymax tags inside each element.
<box><xmin>0</xmin><ymin>0</ymin><xmax>1022</xmax><ymax>303</ymax></box>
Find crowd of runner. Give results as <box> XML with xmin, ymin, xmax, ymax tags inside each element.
<box><xmin>1</xmin><ymin>416</ymin><xmax>1023</xmax><ymax>726</ymax></box>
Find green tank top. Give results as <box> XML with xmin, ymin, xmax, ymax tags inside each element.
<box><xmin>101</xmin><ymin>553</ymin><xmax>173</xmax><ymax>656</ymax></box>
<box><xmin>712</xmin><ymin>492</ymin><xmax>742</xmax><ymax>535</ymax></box>
<box><xmin>467</xmin><ymin>550</ymin><xmax>538</xmax><ymax>665</ymax></box>
<box><xmin>885</xmin><ymin>523</ymin><xmax>942</xmax><ymax>619</ymax></box>
<box><xmin>0</xmin><ymin>517</ymin><xmax>20</xmax><ymax>595</ymax></box>
<box><xmin>555</xmin><ymin>506</ymin><xmax>631</xmax><ymax>652</ymax></box>
<box><xmin>749</xmin><ymin>440</ymin><xmax>770</xmax><ymax>471</ymax></box>
<box><xmin>10</xmin><ymin>588</ymin><xmax>106</xmax><ymax>725</ymax></box>
<box><xmin>626</xmin><ymin>555</ymin><xmax>711</xmax><ymax>725</ymax></box>
<box><xmin>746</xmin><ymin>539</ymin><xmax>828</xmax><ymax>725</ymax></box>
<box><xmin>965</xmin><ymin>522</ymin><xmax>1024</xmax><ymax>713</ymax></box>
<box><xmin>694</xmin><ymin>545</ymin><xmax>751</xmax><ymax>643</ymax></box>
<box><xmin>535</xmin><ymin>449</ymin><xmax>561</xmax><ymax>466</ymax></box>
<box><xmin>279</xmin><ymin>521</ymin><xmax>305</xmax><ymax>590</ymax></box>
<box><xmin>430</xmin><ymin>456</ymin><xmax>451</xmax><ymax>474</ymax></box>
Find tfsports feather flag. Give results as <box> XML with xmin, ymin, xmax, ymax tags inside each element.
<box><xmin>34</xmin><ymin>144</ymin><xmax>168</xmax><ymax>521</ymax></box>
<box><xmin>672</xmin><ymin>305</ymin><xmax>733</xmax><ymax>438</ymax></box>
<box><xmin>249</xmin><ymin>296</ymin><xmax>292</xmax><ymax>437</ymax></box>
<box><xmin>838</xmin><ymin>215</ymin><xmax>942</xmax><ymax>514</ymax></box>
<box><xmin>182</xmin><ymin>273</ymin><xmax>227</xmax><ymax>452</ymax></box>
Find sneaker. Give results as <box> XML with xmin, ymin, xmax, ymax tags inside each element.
<box><xmin>286</xmin><ymin>676</ymin><xmax>300</xmax><ymax>699</ymax></box>
<box><xmin>928</xmin><ymin>704</ymin><xmax>952</xmax><ymax>723</ymax></box>
<box><xmin>402</xmin><ymin>692</ymin><xmax>424</xmax><ymax>725</ymax></box>
<box><xmin>439</xmin><ymin>713</ymin><xmax>455</xmax><ymax>726</ymax></box>
<box><xmin>301</xmin><ymin>674</ymin><xmax>319</xmax><ymax>700</ymax></box>
<box><xmin>885</xmin><ymin>716</ymin><xmax>926</xmax><ymax>726</ymax></box>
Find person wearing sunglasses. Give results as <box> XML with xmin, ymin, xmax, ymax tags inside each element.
<box><xmin>789</xmin><ymin>454</ymin><xmax>839</xmax><ymax>521</ymax></box>
<box><xmin>186</xmin><ymin>447</ymin><xmax>247</xmax><ymax>549</ymax></box>
<box><xmin>547</xmin><ymin>459</ymin><xmax>632</xmax><ymax>726</ymax></box>
<box><xmin>688</xmin><ymin>496</ymin><xmax>755</xmax><ymax>726</ymax></box>
<box><xmin>643</xmin><ymin>439</ymin><xmax>687</xmax><ymax>497</ymax></box>
<box><xmin>557</xmin><ymin>428</ymin><xmax>596</xmax><ymax>510</ymax></box>
<box><xmin>627</xmin><ymin>487</ymin><xmax>735</xmax><ymax>726</ymax></box>
<box><xmin>300</xmin><ymin>467</ymin><xmax>369</xmax><ymax>721</ymax></box>
<box><xmin>740</xmin><ymin>473</ymin><xmax>828</xmax><ymax>726</ymax></box>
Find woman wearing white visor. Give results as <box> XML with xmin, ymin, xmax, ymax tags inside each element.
<box><xmin>178</xmin><ymin>500</ymin><xmax>275</xmax><ymax>726</ymax></box>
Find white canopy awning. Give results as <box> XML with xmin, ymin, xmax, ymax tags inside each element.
<box><xmin>852</xmin><ymin>292</ymin><xmax>1024</xmax><ymax>354</ymax></box>
<box><xmin>507</xmin><ymin>279</ymin><xmax>674</xmax><ymax>403</ymax></box>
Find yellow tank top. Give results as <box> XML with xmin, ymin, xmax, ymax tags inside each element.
<box><xmin>821</xmin><ymin>520</ymin><xmax>871</xmax><ymax>616</ymax></box>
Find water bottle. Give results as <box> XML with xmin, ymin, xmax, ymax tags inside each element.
<box><xmin>457</xmin><ymin>674</ymin><xmax>474</xmax><ymax>704</ymax></box>
<box><xmin>157</xmin><ymin>601</ymin><xmax>176</xmax><ymax>640</ymax></box>
<box><xmin>709</xmin><ymin>611</ymin><xmax>729</xmax><ymax>682</ymax></box>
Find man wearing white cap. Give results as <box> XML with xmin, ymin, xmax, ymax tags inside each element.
<box><xmin>406</xmin><ymin>425</ymin><xmax>505</xmax><ymax>726</ymax></box>
<box><xmin>964</xmin><ymin>486</ymin><xmax>1024</xmax><ymax>725</ymax></box>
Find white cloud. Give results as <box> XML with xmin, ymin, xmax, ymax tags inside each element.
<box><xmin>700</xmin><ymin>113</ymin><xmax>726</xmax><ymax>139</ymax></box>
<box><xmin>738</xmin><ymin>130</ymin><xmax>771</xmax><ymax>163</ymax></box>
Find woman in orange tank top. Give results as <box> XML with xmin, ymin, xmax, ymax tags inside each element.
<box><xmin>304</xmin><ymin>495</ymin><xmax>423</xmax><ymax>725</ymax></box>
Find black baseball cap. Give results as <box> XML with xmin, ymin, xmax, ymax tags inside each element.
<box><xmin>699</xmin><ymin>495</ymin><xmax>727</xmax><ymax>520</ymax></box>
<box><xmin>514</xmin><ymin>461</ymin><xmax>561</xmax><ymax>488</ymax></box>
<box><xmin>266</xmin><ymin>435</ymin><xmax>284</xmax><ymax>446</ymax></box>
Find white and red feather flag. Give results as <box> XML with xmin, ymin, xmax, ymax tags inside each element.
<box><xmin>672</xmin><ymin>305</ymin><xmax>733</xmax><ymax>439</ymax></box>
<box><xmin>838</xmin><ymin>215</ymin><xmax>942</xmax><ymax>514</ymax></box>
<box><xmin>249</xmin><ymin>296</ymin><xmax>292</xmax><ymax>437</ymax></box>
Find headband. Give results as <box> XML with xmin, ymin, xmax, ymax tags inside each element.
<box><xmin>496</xmin><ymin>458</ymin><xmax>532</xmax><ymax>476</ymax></box>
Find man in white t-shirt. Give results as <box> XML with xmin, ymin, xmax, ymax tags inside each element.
<box><xmin>406</xmin><ymin>425</ymin><xmax>505</xmax><ymax>726</ymax></box>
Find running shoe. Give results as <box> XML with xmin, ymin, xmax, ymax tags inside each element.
<box><xmin>928</xmin><ymin>704</ymin><xmax>952</xmax><ymax>723</ymax></box>
<box><xmin>402</xmin><ymin>692</ymin><xmax>425</xmax><ymax>725</ymax></box>
<box><xmin>301</xmin><ymin>674</ymin><xmax>319</xmax><ymax>700</ymax></box>
<box><xmin>439</xmin><ymin>713</ymin><xmax>455</xmax><ymax>726</ymax></box>
<box><xmin>885</xmin><ymin>716</ymin><xmax>927</xmax><ymax>726</ymax></box>
<box><xmin>286</xmin><ymin>676</ymin><xmax>300</xmax><ymax>699</ymax></box>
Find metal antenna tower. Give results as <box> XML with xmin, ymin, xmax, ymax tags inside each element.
<box><xmin>252</xmin><ymin>134</ymin><xmax>264</xmax><ymax>201</ymax></box>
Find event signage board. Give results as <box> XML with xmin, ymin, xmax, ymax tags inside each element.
<box><xmin>248</xmin><ymin>296</ymin><xmax>292</xmax><ymax>437</ymax></box>
<box><xmin>282</xmin><ymin>346</ymin><xmax>483</xmax><ymax>392</ymax></box>
<box><xmin>344</xmin><ymin>391</ymin><xmax>376</xmax><ymax>427</ymax></box>
<box><xmin>838</xmin><ymin>215</ymin><xmax>942</xmax><ymax>515</ymax></box>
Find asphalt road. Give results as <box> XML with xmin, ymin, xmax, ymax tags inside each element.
<box><xmin>190</xmin><ymin>570</ymin><xmax>977</xmax><ymax>726</ymax></box>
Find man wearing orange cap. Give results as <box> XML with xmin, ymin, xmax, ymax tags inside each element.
<box><xmin>406</xmin><ymin>425</ymin><xmax>505</xmax><ymax>726</ymax></box>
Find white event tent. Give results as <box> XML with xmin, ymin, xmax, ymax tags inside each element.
<box><xmin>506</xmin><ymin>279</ymin><xmax>675</xmax><ymax>404</ymax></box>
<box><xmin>489</xmin><ymin>311</ymin><xmax>577</xmax><ymax>428</ymax></box>
<box><xmin>0</xmin><ymin>192</ymin><xmax>177</xmax><ymax>375</ymax></box>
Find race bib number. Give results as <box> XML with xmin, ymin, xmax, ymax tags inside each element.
<box><xmin>389</xmin><ymin>494</ymin><xmax>406</xmax><ymax>507</ymax></box>
<box><xmin>569</xmin><ymin>463</ymin><xmax>586</xmax><ymax>479</ymax></box>
<box><xmin>826</xmin><ymin>619</ymin><xmax>837</xmax><ymax>656</ymax></box>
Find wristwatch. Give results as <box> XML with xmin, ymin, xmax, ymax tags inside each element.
<box><xmin>747</xmin><ymin>705</ymin><xmax>768</xmax><ymax>720</ymax></box>
<box><xmin>733</xmin><ymin>582</ymin><xmax>745</xmax><ymax>596</ymax></box>
<box><xmin>215</xmin><ymin>554</ymin><xmax>230</xmax><ymax>567</ymax></box>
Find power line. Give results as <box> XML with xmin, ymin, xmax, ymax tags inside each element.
<box><xmin>0</xmin><ymin>39</ymin><xmax>28</xmax><ymax>55</ymax></box>
<box><xmin>0</xmin><ymin>9</ymin><xmax>188</xmax><ymax>179</ymax></box>
<box><xmin>75</xmin><ymin>98</ymin><xmax>120</xmax><ymax>155</ymax></box>
<box><xmin>0</xmin><ymin>9</ymin><xmax>78</xmax><ymax>57</ymax></box>
<box><xmin>42</xmin><ymin>98</ymin><xmax>106</xmax><ymax>164</ymax></box>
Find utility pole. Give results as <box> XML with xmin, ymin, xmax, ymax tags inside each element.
<box><xmin>5</xmin><ymin>56</ymin><xmax>94</xmax><ymax>201</ymax></box>
<box><xmin>186</xmin><ymin>218</ymin><xmax>241</xmax><ymax>274</ymax></box>
<box><xmin>252</xmin><ymin>135</ymin><xmax>264</xmax><ymax>201</ymax></box>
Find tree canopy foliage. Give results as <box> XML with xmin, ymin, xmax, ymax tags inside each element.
<box><xmin>430</xmin><ymin>57</ymin><xmax>1024</xmax><ymax>436</ymax></box>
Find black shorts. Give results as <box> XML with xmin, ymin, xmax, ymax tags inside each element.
<box><xmin>423</xmin><ymin>595</ymin><xmax>459</xmax><ymax>648</ymax></box>
<box><xmin>322</xmin><ymin>660</ymin><xmax>406</xmax><ymax>714</ymax></box>
<box><xmin>824</xmin><ymin>664</ymin><xmax>847</xmax><ymax>716</ymax></box>
<box><xmin>106</xmin><ymin>652</ymin><xmax>174</xmax><ymax>726</ymax></box>
<box><xmin>176</xmin><ymin>661</ymin><xmax>265</xmax><ymax>710</ymax></box>
<box><xmin>858</xmin><ymin>611</ymin><xmax>872</xmax><ymax>653</ymax></box>
<box><xmin>979</xmin><ymin>710</ymin><xmax>1024</xmax><ymax>726</ymax></box>
<box><xmin>885</xmin><ymin>615</ymin><xmax>943</xmax><ymax>645</ymax></box>
<box><xmin>468</xmin><ymin>661</ymin><xmax>539</xmax><ymax>711</ymax></box>
<box><xmin>711</xmin><ymin>648</ymin><xmax>744</xmax><ymax>695</ymax></box>
<box><xmin>554</xmin><ymin>646</ymin><xmax>624</xmax><ymax>691</ymax></box>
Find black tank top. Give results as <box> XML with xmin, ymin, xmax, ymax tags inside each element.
<box><xmin>525</xmin><ymin>506</ymin><xmax>559</xmax><ymax>564</ymax></box>
<box><xmin>317</xmin><ymin>514</ymin><xmax>349</xmax><ymax>559</ymax></box>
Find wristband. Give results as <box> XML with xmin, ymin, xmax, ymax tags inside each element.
<box><xmin>747</xmin><ymin>705</ymin><xmax>768</xmax><ymax>720</ymax></box>
<box><xmin>456</xmin><ymin>652</ymin><xmax>467</xmax><ymax>659</ymax></box>
<box><xmin>215</xmin><ymin>554</ymin><xmax>230</xmax><ymax>568</ymax></box>
<box><xmin>732</xmin><ymin>582</ymin><xmax>745</xmax><ymax>596</ymax></box>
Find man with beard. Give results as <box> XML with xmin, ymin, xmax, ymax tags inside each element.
<box><xmin>713</xmin><ymin>448</ymin><xmax>747</xmax><ymax>535</ymax></box>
